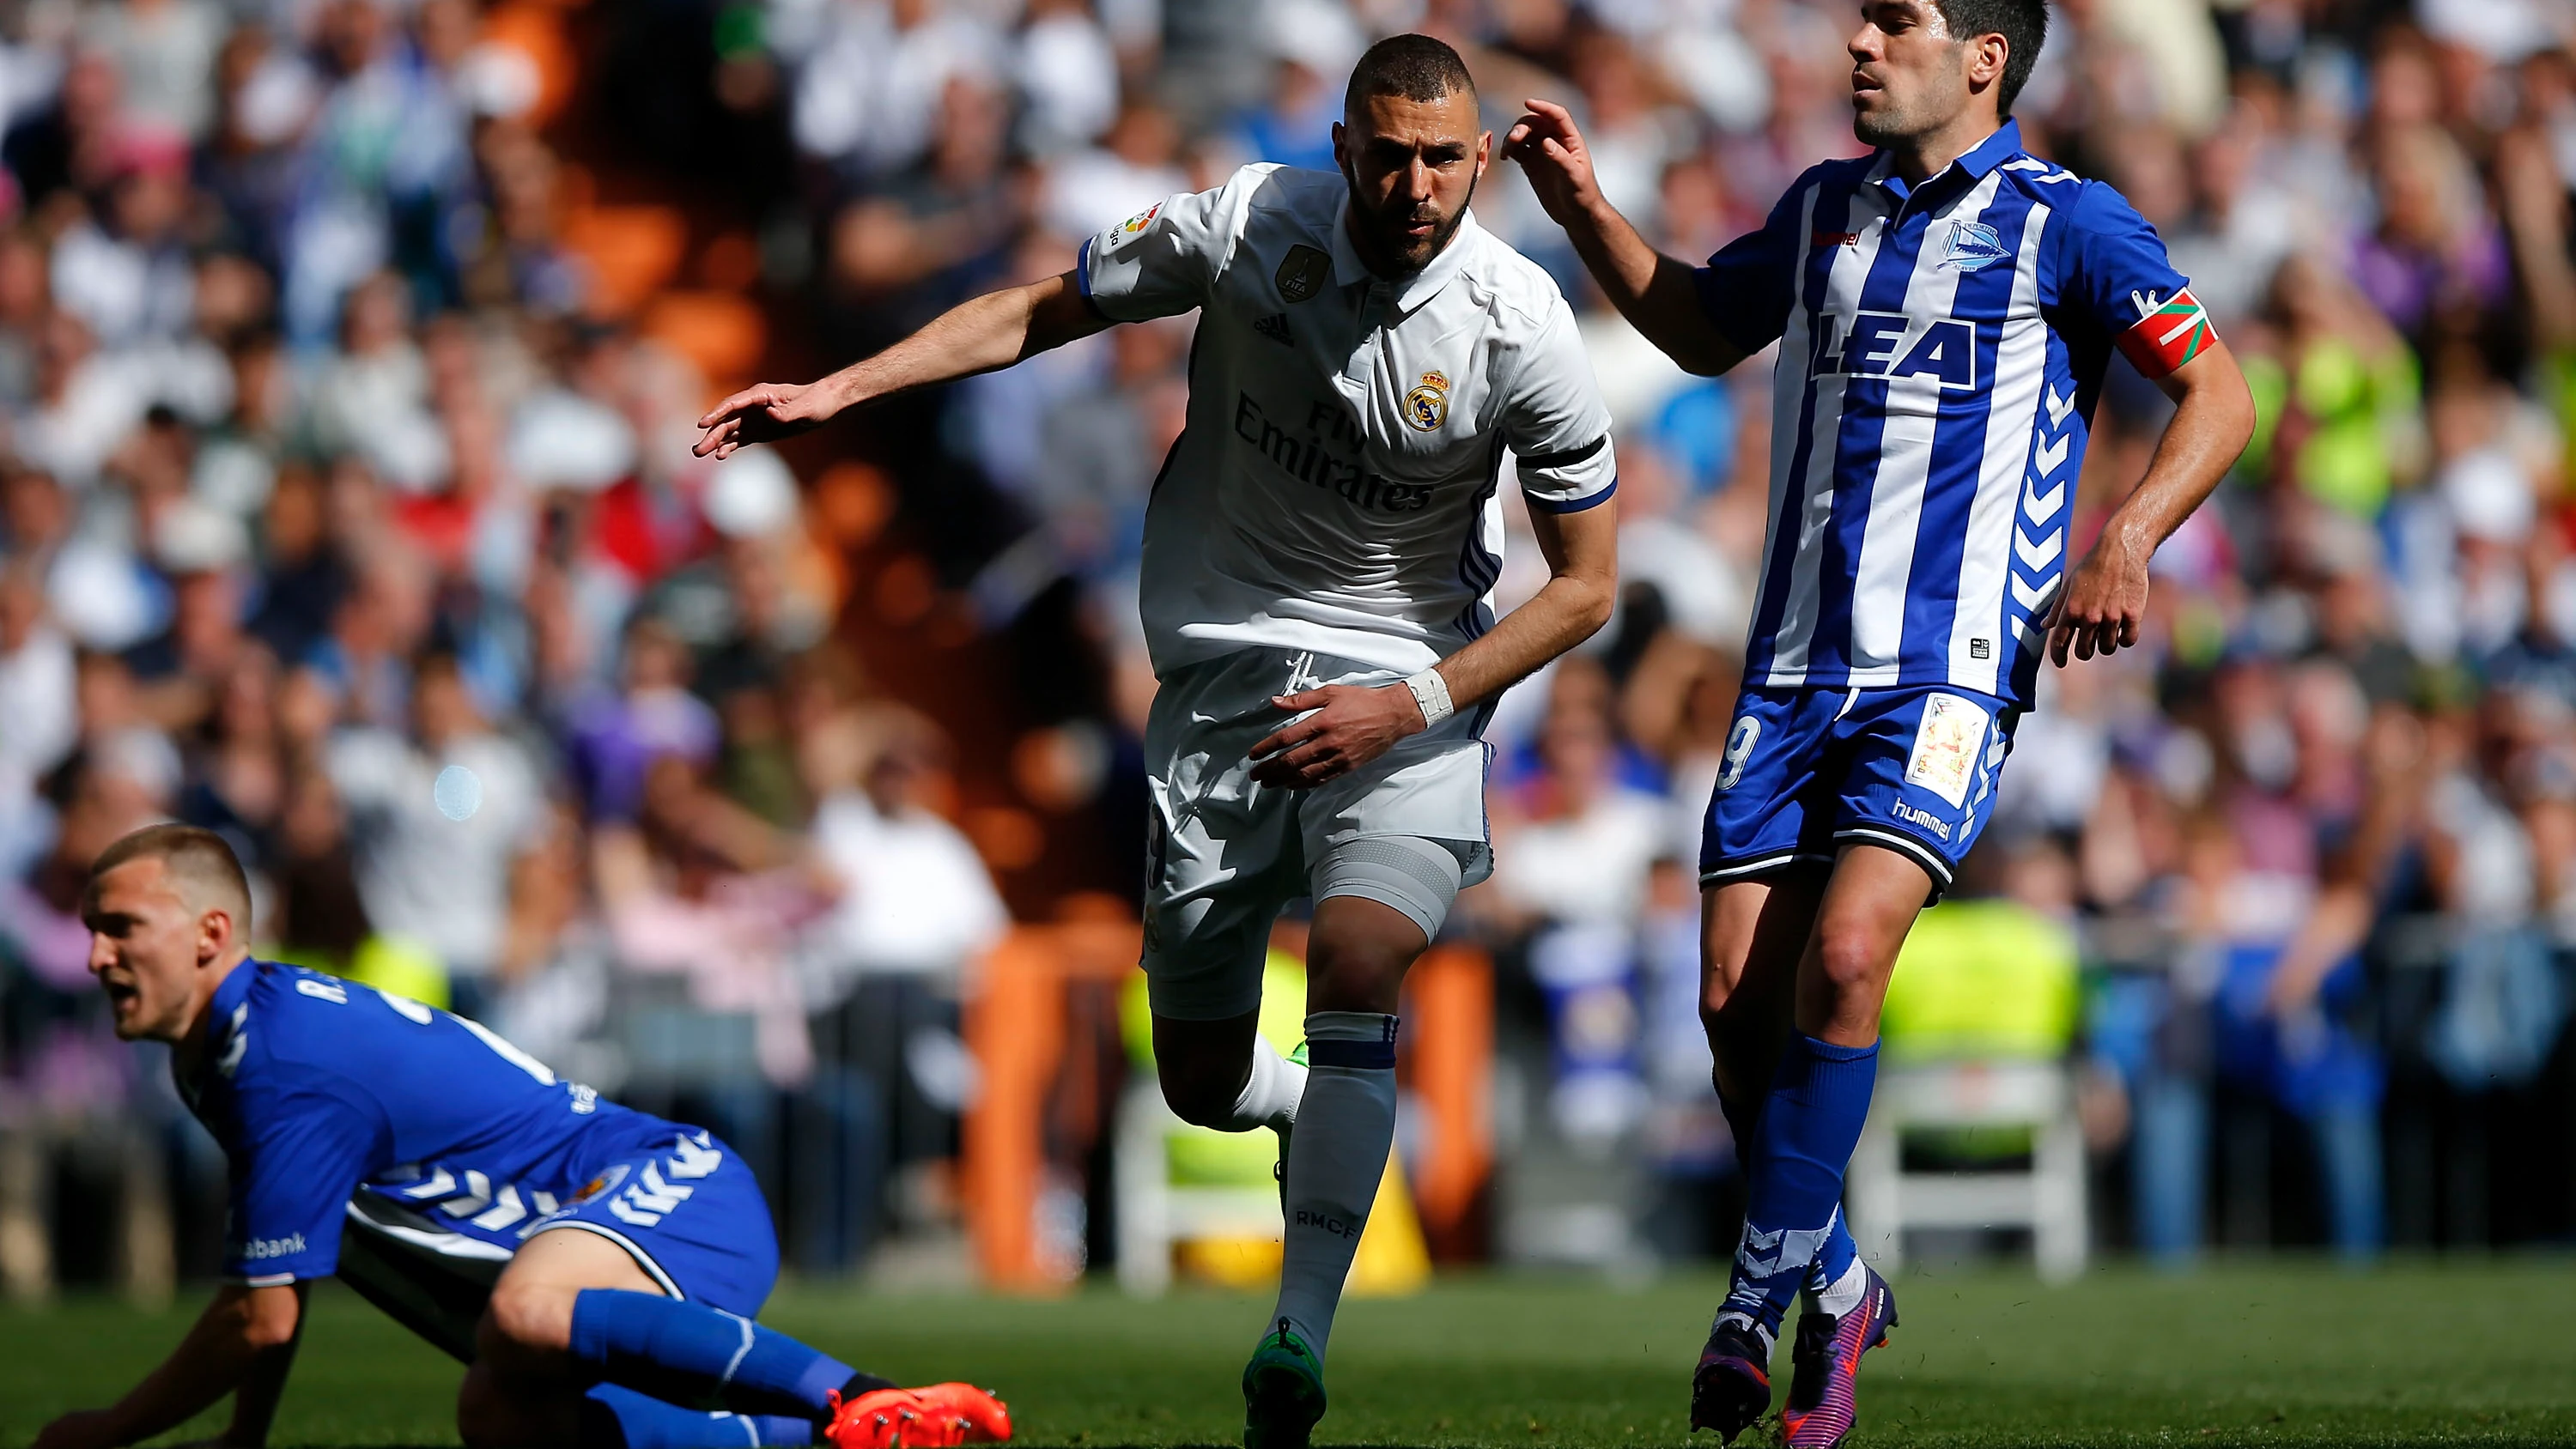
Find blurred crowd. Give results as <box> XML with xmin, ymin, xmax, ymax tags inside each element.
<box><xmin>0</xmin><ymin>0</ymin><xmax>1009</xmax><ymax>1300</ymax></box>
<box><xmin>745</xmin><ymin>0</ymin><xmax>2576</xmax><ymax>1269</ymax></box>
<box><xmin>14</xmin><ymin>0</ymin><xmax>2576</xmax><ymax>1296</ymax></box>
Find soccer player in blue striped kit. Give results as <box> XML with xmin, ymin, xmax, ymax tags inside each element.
<box><xmin>36</xmin><ymin>825</ymin><xmax>1008</xmax><ymax>1449</ymax></box>
<box><xmin>1510</xmin><ymin>1</ymin><xmax>2253</xmax><ymax>1443</ymax></box>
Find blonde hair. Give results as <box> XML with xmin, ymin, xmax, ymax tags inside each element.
<box><xmin>90</xmin><ymin>823</ymin><xmax>253</xmax><ymax>936</ymax></box>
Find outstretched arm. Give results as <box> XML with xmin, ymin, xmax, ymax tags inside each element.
<box><xmin>1504</xmin><ymin>99</ymin><xmax>1746</xmax><ymax>377</ymax></box>
<box><xmin>2045</xmin><ymin>339</ymin><xmax>2256</xmax><ymax>664</ymax></box>
<box><xmin>212</xmin><ymin>1283</ymin><xmax>307</xmax><ymax>1449</ymax></box>
<box><xmin>1251</xmin><ymin>500</ymin><xmax>1618</xmax><ymax>789</ymax></box>
<box><xmin>694</xmin><ymin>271</ymin><xmax>1113</xmax><ymax>458</ymax></box>
<box><xmin>33</xmin><ymin>1283</ymin><xmax>307</xmax><ymax>1449</ymax></box>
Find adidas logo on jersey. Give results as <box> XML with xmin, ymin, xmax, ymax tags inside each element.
<box><xmin>1254</xmin><ymin>312</ymin><xmax>1293</xmax><ymax>346</ymax></box>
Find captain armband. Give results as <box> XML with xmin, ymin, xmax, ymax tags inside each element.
<box><xmin>2113</xmin><ymin>285</ymin><xmax>2218</xmax><ymax>379</ymax></box>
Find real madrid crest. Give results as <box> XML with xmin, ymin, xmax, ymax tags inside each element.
<box><xmin>1276</xmin><ymin>245</ymin><xmax>1328</xmax><ymax>304</ymax></box>
<box><xmin>1403</xmin><ymin>370</ymin><xmax>1451</xmax><ymax>432</ymax></box>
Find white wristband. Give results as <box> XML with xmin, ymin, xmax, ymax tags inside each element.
<box><xmin>1401</xmin><ymin>668</ymin><xmax>1455</xmax><ymax>729</ymax></box>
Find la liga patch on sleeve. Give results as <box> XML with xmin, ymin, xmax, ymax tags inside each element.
<box><xmin>2115</xmin><ymin>285</ymin><xmax>2215</xmax><ymax>378</ymax></box>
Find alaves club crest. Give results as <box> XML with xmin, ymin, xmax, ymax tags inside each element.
<box><xmin>1276</xmin><ymin>245</ymin><xmax>1328</xmax><ymax>304</ymax></box>
<box><xmin>1403</xmin><ymin>370</ymin><xmax>1450</xmax><ymax>431</ymax></box>
<box><xmin>1941</xmin><ymin>219</ymin><xmax>2008</xmax><ymax>273</ymax></box>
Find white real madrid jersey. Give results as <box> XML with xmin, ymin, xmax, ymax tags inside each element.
<box><xmin>1078</xmin><ymin>163</ymin><xmax>1617</xmax><ymax>678</ymax></box>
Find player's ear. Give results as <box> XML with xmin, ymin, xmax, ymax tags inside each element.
<box><xmin>1474</xmin><ymin>129</ymin><xmax>1491</xmax><ymax>179</ymax></box>
<box><xmin>197</xmin><ymin>904</ymin><xmax>232</xmax><ymax>966</ymax></box>
<box><xmin>1331</xmin><ymin>120</ymin><xmax>1348</xmax><ymax>171</ymax></box>
<box><xmin>1969</xmin><ymin>31</ymin><xmax>2008</xmax><ymax>91</ymax></box>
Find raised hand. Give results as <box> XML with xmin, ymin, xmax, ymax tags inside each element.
<box><xmin>1503</xmin><ymin>98</ymin><xmax>1602</xmax><ymax>226</ymax></box>
<box><xmin>692</xmin><ymin>380</ymin><xmax>841</xmax><ymax>460</ymax></box>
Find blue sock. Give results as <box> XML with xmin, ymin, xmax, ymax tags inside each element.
<box><xmin>568</xmin><ymin>1289</ymin><xmax>878</xmax><ymax>1418</ymax></box>
<box><xmin>579</xmin><ymin>1383</ymin><xmax>813</xmax><ymax>1448</ymax></box>
<box><xmin>1716</xmin><ymin>1035</ymin><xmax>1879</xmax><ymax>1347</ymax></box>
<box><xmin>1716</xmin><ymin>1062</ymin><xmax>1858</xmax><ymax>1307</ymax></box>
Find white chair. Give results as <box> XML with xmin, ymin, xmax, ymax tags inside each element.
<box><xmin>1113</xmin><ymin>1082</ymin><xmax>1285</xmax><ymax>1296</ymax></box>
<box><xmin>1844</xmin><ymin>1060</ymin><xmax>2087</xmax><ymax>1282</ymax></box>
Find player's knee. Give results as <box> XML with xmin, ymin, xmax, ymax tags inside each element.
<box><xmin>1305</xmin><ymin>912</ymin><xmax>1421</xmax><ymax>1012</ymax></box>
<box><xmin>1699</xmin><ymin>955</ymin><xmax>1747</xmax><ymax>1027</ymax></box>
<box><xmin>1810</xmin><ymin>917</ymin><xmax>1897</xmax><ymax>1004</ymax></box>
<box><xmin>1156</xmin><ymin>1057</ymin><xmax>1245</xmax><ymax>1128</ymax></box>
<box><xmin>1304</xmin><ymin>946</ymin><xmax>1407</xmax><ymax>1014</ymax></box>
<box><xmin>1697</xmin><ymin>992</ymin><xmax>1729</xmax><ymax>1048</ymax></box>
<box><xmin>480</xmin><ymin>1278</ymin><xmax>574</xmax><ymax>1361</ymax></box>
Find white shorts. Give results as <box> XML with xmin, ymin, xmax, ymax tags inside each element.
<box><xmin>1141</xmin><ymin>647</ymin><xmax>1493</xmax><ymax>1021</ymax></box>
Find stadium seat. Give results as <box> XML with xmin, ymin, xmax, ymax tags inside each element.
<box><xmin>1844</xmin><ymin>900</ymin><xmax>2088</xmax><ymax>1281</ymax></box>
<box><xmin>1109</xmin><ymin>952</ymin><xmax>1431</xmax><ymax>1297</ymax></box>
<box><xmin>1111</xmin><ymin>953</ymin><xmax>1303</xmax><ymax>1295</ymax></box>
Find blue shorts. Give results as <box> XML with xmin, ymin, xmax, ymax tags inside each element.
<box><xmin>1698</xmin><ymin>684</ymin><xmax>2016</xmax><ymax>900</ymax></box>
<box><xmin>339</xmin><ymin>1129</ymin><xmax>777</xmax><ymax>1361</ymax></box>
<box><xmin>526</xmin><ymin>1129</ymin><xmax>779</xmax><ymax>1316</ymax></box>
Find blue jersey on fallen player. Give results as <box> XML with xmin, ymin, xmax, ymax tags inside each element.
<box><xmin>46</xmin><ymin>825</ymin><xmax>1008</xmax><ymax>1449</ymax></box>
<box><xmin>179</xmin><ymin>957</ymin><xmax>775</xmax><ymax>1316</ymax></box>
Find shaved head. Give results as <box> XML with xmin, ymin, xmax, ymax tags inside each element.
<box><xmin>91</xmin><ymin>822</ymin><xmax>253</xmax><ymax>931</ymax></box>
<box><xmin>1344</xmin><ymin>33</ymin><xmax>1476</xmax><ymax>117</ymax></box>
<box><xmin>84</xmin><ymin>824</ymin><xmax>256</xmax><ymax>1043</ymax></box>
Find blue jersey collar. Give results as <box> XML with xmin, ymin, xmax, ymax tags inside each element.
<box><xmin>176</xmin><ymin>958</ymin><xmax>263</xmax><ymax>1103</ymax></box>
<box><xmin>1872</xmin><ymin>119</ymin><xmax>2024</xmax><ymax>208</ymax></box>
<box><xmin>210</xmin><ymin>956</ymin><xmax>261</xmax><ymax>1020</ymax></box>
<box><xmin>200</xmin><ymin>958</ymin><xmax>264</xmax><ymax>1064</ymax></box>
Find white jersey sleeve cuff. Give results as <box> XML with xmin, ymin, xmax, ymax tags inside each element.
<box><xmin>1525</xmin><ymin>476</ymin><xmax>1619</xmax><ymax>513</ymax></box>
<box><xmin>1516</xmin><ymin>434</ymin><xmax>1617</xmax><ymax>513</ymax></box>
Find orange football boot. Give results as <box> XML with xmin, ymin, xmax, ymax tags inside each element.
<box><xmin>910</xmin><ymin>1383</ymin><xmax>1012</xmax><ymax>1443</ymax></box>
<box><xmin>824</xmin><ymin>1387</ymin><xmax>942</xmax><ymax>1449</ymax></box>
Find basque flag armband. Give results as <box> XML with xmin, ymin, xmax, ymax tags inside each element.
<box><xmin>2114</xmin><ymin>285</ymin><xmax>2216</xmax><ymax>379</ymax></box>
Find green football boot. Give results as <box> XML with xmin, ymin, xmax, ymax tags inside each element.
<box><xmin>1242</xmin><ymin>1317</ymin><xmax>1327</xmax><ymax>1449</ymax></box>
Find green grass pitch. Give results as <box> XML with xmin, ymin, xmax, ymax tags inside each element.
<box><xmin>7</xmin><ymin>1262</ymin><xmax>2575</xmax><ymax>1447</ymax></box>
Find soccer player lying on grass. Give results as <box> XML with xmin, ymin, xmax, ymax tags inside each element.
<box><xmin>33</xmin><ymin>824</ymin><xmax>1009</xmax><ymax>1449</ymax></box>
<box><xmin>1509</xmin><ymin>0</ymin><xmax>2253</xmax><ymax>1444</ymax></box>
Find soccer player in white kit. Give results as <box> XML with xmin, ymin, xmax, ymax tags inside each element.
<box><xmin>696</xmin><ymin>35</ymin><xmax>1619</xmax><ymax>1449</ymax></box>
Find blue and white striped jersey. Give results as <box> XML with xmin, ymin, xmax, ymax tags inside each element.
<box><xmin>1698</xmin><ymin>120</ymin><xmax>2203</xmax><ymax>706</ymax></box>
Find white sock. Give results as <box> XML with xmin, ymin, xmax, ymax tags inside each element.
<box><xmin>1223</xmin><ymin>1034</ymin><xmax>1307</xmax><ymax>1135</ymax></box>
<box><xmin>1813</xmin><ymin>1253</ymin><xmax>1868</xmax><ymax>1319</ymax></box>
<box><xmin>1269</xmin><ymin>1011</ymin><xmax>1398</xmax><ymax>1366</ymax></box>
